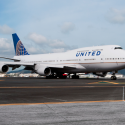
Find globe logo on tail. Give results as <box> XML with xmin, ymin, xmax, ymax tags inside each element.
<box><xmin>16</xmin><ymin>40</ymin><xmax>29</xmax><ymax>56</ymax></box>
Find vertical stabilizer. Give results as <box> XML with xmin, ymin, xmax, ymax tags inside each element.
<box><xmin>12</xmin><ymin>33</ymin><xmax>30</xmax><ymax>56</ymax></box>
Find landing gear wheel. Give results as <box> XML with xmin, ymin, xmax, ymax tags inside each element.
<box><xmin>72</xmin><ymin>75</ymin><xmax>79</xmax><ymax>79</ymax></box>
<box><xmin>59</xmin><ymin>75</ymin><xmax>67</xmax><ymax>79</ymax></box>
<box><xmin>46</xmin><ymin>75</ymin><xmax>57</xmax><ymax>79</ymax></box>
<box><xmin>111</xmin><ymin>76</ymin><xmax>117</xmax><ymax>80</ymax></box>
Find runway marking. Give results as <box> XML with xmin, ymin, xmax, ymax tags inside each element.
<box><xmin>0</xmin><ymin>86</ymin><xmax>95</xmax><ymax>89</ymax></box>
<box><xmin>42</xmin><ymin>96</ymin><xmax>67</xmax><ymax>102</ymax></box>
<box><xmin>0</xmin><ymin>100</ymin><xmax>123</xmax><ymax>106</ymax></box>
<box><xmin>88</xmin><ymin>81</ymin><xmax>119</xmax><ymax>84</ymax></box>
<box><xmin>0</xmin><ymin>86</ymin><xmax>124</xmax><ymax>88</ymax></box>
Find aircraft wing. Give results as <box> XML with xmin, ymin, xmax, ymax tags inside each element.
<box><xmin>0</xmin><ymin>57</ymin><xmax>20</xmax><ymax>61</ymax></box>
<box><xmin>0</xmin><ymin>61</ymin><xmax>86</xmax><ymax>72</ymax></box>
<box><xmin>0</xmin><ymin>61</ymin><xmax>81</xmax><ymax>67</ymax></box>
<box><xmin>0</xmin><ymin>61</ymin><xmax>85</xmax><ymax>69</ymax></box>
<box><xmin>0</xmin><ymin>61</ymin><xmax>34</xmax><ymax>67</ymax></box>
<box><xmin>48</xmin><ymin>63</ymin><xmax>86</xmax><ymax>69</ymax></box>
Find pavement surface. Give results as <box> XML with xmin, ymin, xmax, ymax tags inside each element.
<box><xmin>0</xmin><ymin>77</ymin><xmax>125</xmax><ymax>125</ymax></box>
<box><xmin>1</xmin><ymin>101</ymin><xmax>125</xmax><ymax>125</ymax></box>
<box><xmin>0</xmin><ymin>77</ymin><xmax>125</xmax><ymax>104</ymax></box>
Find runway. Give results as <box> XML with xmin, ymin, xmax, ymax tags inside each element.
<box><xmin>0</xmin><ymin>77</ymin><xmax>125</xmax><ymax>105</ymax></box>
<box><xmin>1</xmin><ymin>77</ymin><xmax>125</xmax><ymax>125</ymax></box>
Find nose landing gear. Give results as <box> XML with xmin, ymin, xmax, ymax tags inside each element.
<box><xmin>111</xmin><ymin>72</ymin><xmax>117</xmax><ymax>80</ymax></box>
<box><xmin>111</xmin><ymin>75</ymin><xmax>117</xmax><ymax>80</ymax></box>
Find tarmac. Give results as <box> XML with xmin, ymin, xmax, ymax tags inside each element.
<box><xmin>0</xmin><ymin>77</ymin><xmax>125</xmax><ymax>124</ymax></box>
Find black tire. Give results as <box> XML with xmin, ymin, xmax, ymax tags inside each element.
<box><xmin>72</xmin><ymin>75</ymin><xmax>75</xmax><ymax>79</ymax></box>
<box><xmin>46</xmin><ymin>76</ymin><xmax>50</xmax><ymax>79</ymax></box>
<box><xmin>111</xmin><ymin>76</ymin><xmax>114</xmax><ymax>80</ymax></box>
<box><xmin>111</xmin><ymin>76</ymin><xmax>117</xmax><ymax>80</ymax></box>
<box><xmin>72</xmin><ymin>75</ymin><xmax>79</xmax><ymax>79</ymax></box>
<box><xmin>76</xmin><ymin>75</ymin><xmax>79</xmax><ymax>79</ymax></box>
<box><xmin>59</xmin><ymin>76</ymin><xmax>67</xmax><ymax>79</ymax></box>
<box><xmin>113</xmin><ymin>76</ymin><xmax>117</xmax><ymax>80</ymax></box>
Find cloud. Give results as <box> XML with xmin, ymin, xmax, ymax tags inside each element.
<box><xmin>27</xmin><ymin>33</ymin><xmax>77</xmax><ymax>54</ymax></box>
<box><xmin>106</xmin><ymin>8</ymin><xmax>125</xmax><ymax>24</ymax></box>
<box><xmin>0</xmin><ymin>38</ymin><xmax>12</xmax><ymax>49</ymax></box>
<box><xmin>52</xmin><ymin>48</ymin><xmax>65</xmax><ymax>53</ymax></box>
<box><xmin>27</xmin><ymin>47</ymin><xmax>37</xmax><ymax>53</ymax></box>
<box><xmin>49</xmin><ymin>39</ymin><xmax>76</xmax><ymax>52</ymax></box>
<box><xmin>61</xmin><ymin>22</ymin><xmax>75</xmax><ymax>34</ymax></box>
<box><xmin>28</xmin><ymin>33</ymin><xmax>47</xmax><ymax>44</ymax></box>
<box><xmin>27</xmin><ymin>46</ymin><xmax>50</xmax><ymax>54</ymax></box>
<box><xmin>0</xmin><ymin>38</ymin><xmax>14</xmax><ymax>57</ymax></box>
<box><xmin>49</xmin><ymin>40</ymin><xmax>66</xmax><ymax>48</ymax></box>
<box><xmin>0</xmin><ymin>25</ymin><xmax>15</xmax><ymax>34</ymax></box>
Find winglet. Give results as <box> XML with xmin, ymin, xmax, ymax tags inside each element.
<box><xmin>12</xmin><ymin>33</ymin><xmax>30</xmax><ymax>56</ymax></box>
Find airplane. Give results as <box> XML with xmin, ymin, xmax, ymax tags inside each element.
<box><xmin>0</xmin><ymin>33</ymin><xmax>124</xmax><ymax>80</ymax></box>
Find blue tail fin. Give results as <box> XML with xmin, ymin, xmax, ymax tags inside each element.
<box><xmin>12</xmin><ymin>33</ymin><xmax>30</xmax><ymax>56</ymax></box>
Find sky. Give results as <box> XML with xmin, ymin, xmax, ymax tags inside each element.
<box><xmin>0</xmin><ymin>0</ymin><xmax>125</xmax><ymax>58</ymax></box>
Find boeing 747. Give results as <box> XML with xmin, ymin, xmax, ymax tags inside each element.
<box><xmin>0</xmin><ymin>33</ymin><xmax>125</xmax><ymax>80</ymax></box>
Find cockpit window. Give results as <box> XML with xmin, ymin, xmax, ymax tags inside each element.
<box><xmin>114</xmin><ymin>47</ymin><xmax>123</xmax><ymax>49</ymax></box>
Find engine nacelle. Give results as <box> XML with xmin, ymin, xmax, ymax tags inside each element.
<box><xmin>0</xmin><ymin>64</ymin><xmax>9</xmax><ymax>73</ymax></box>
<box><xmin>93</xmin><ymin>72</ymin><xmax>107</xmax><ymax>77</ymax></box>
<box><xmin>35</xmin><ymin>64</ymin><xmax>51</xmax><ymax>76</ymax></box>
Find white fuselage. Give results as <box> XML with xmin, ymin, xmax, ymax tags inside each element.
<box><xmin>13</xmin><ymin>45</ymin><xmax>125</xmax><ymax>73</ymax></box>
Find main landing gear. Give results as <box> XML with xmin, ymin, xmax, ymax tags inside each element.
<box><xmin>72</xmin><ymin>74</ymin><xmax>79</xmax><ymax>79</ymax></box>
<box><xmin>46</xmin><ymin>73</ymin><xmax>67</xmax><ymax>79</ymax></box>
<box><xmin>111</xmin><ymin>72</ymin><xmax>117</xmax><ymax>80</ymax></box>
<box><xmin>46</xmin><ymin>73</ymin><xmax>80</xmax><ymax>79</ymax></box>
<box><xmin>46</xmin><ymin>72</ymin><xmax>57</xmax><ymax>79</ymax></box>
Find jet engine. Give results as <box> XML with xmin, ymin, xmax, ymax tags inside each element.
<box><xmin>93</xmin><ymin>72</ymin><xmax>107</xmax><ymax>77</ymax></box>
<box><xmin>0</xmin><ymin>64</ymin><xmax>9</xmax><ymax>73</ymax></box>
<box><xmin>35</xmin><ymin>64</ymin><xmax>51</xmax><ymax>76</ymax></box>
